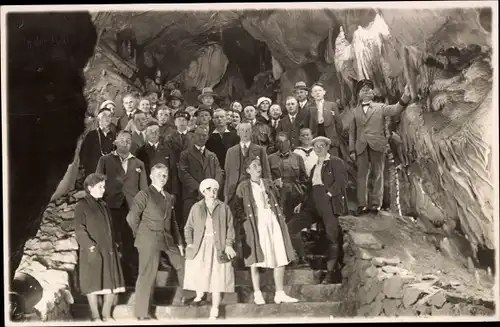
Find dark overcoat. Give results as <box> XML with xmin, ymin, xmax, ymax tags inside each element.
<box><xmin>234</xmin><ymin>179</ymin><xmax>297</xmax><ymax>266</ymax></box>
<box><xmin>74</xmin><ymin>195</ymin><xmax>125</xmax><ymax>294</ymax></box>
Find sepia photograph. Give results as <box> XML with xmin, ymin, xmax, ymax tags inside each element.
<box><xmin>2</xmin><ymin>1</ymin><xmax>498</xmax><ymax>325</ymax></box>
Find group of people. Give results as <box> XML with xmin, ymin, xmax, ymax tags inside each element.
<box><xmin>75</xmin><ymin>79</ymin><xmax>412</xmax><ymax>320</ymax></box>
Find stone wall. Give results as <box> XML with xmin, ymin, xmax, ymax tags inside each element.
<box><xmin>14</xmin><ymin>189</ymin><xmax>86</xmax><ymax>321</ymax></box>
<box><xmin>339</xmin><ymin>214</ymin><xmax>496</xmax><ymax>318</ymax></box>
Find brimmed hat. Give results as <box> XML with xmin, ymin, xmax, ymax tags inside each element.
<box><xmin>356</xmin><ymin>79</ymin><xmax>374</xmax><ymax>94</ymax></box>
<box><xmin>99</xmin><ymin>100</ymin><xmax>116</xmax><ymax>110</ymax></box>
<box><xmin>294</xmin><ymin>81</ymin><xmax>309</xmax><ymax>91</ymax></box>
<box><xmin>311</xmin><ymin>136</ymin><xmax>331</xmax><ymax>147</ymax></box>
<box><xmin>198</xmin><ymin>87</ymin><xmax>218</xmax><ymax>102</ymax></box>
<box><xmin>167</xmin><ymin>89</ymin><xmax>184</xmax><ymax>102</ymax></box>
<box><xmin>97</xmin><ymin>107</ymin><xmax>112</xmax><ymax>116</ymax></box>
<box><xmin>195</xmin><ymin>106</ymin><xmax>212</xmax><ymax>117</ymax></box>
<box><xmin>256</xmin><ymin>97</ymin><xmax>272</xmax><ymax>108</ymax></box>
<box><xmin>199</xmin><ymin>178</ymin><xmax>219</xmax><ymax>193</ymax></box>
<box><xmin>174</xmin><ymin>111</ymin><xmax>191</xmax><ymax>121</ymax></box>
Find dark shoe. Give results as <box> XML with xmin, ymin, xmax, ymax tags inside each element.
<box><xmin>137</xmin><ymin>316</ymin><xmax>152</xmax><ymax>320</ymax></box>
<box><xmin>190</xmin><ymin>298</ymin><xmax>207</xmax><ymax>307</ymax></box>
<box><xmin>322</xmin><ymin>270</ymin><xmax>342</xmax><ymax>284</ymax></box>
<box><xmin>369</xmin><ymin>206</ymin><xmax>381</xmax><ymax>215</ymax></box>
<box><xmin>355</xmin><ymin>206</ymin><xmax>368</xmax><ymax>216</ymax></box>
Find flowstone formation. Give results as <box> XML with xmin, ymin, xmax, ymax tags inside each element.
<box><xmin>83</xmin><ymin>7</ymin><xmax>494</xmax><ymax>268</ymax></box>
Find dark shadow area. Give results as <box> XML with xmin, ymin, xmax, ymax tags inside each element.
<box><xmin>7</xmin><ymin>12</ymin><xmax>97</xmax><ymax>279</ymax></box>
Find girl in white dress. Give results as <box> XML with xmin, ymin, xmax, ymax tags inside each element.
<box><xmin>235</xmin><ymin>156</ymin><xmax>299</xmax><ymax>305</ymax></box>
<box><xmin>183</xmin><ymin>178</ymin><xmax>236</xmax><ymax>319</ymax></box>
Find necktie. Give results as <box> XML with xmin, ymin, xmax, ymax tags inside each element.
<box><xmin>242</xmin><ymin>145</ymin><xmax>248</xmax><ymax>157</ymax></box>
<box><xmin>290</xmin><ymin>116</ymin><xmax>295</xmax><ymax>124</ymax></box>
<box><xmin>160</xmin><ymin>191</ymin><xmax>166</xmax><ymax>199</ymax></box>
<box><xmin>180</xmin><ymin>133</ymin><xmax>184</xmax><ymax>145</ymax></box>
<box><xmin>128</xmin><ymin>114</ymin><xmax>133</xmax><ymax>120</ymax></box>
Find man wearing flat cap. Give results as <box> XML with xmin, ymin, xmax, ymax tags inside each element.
<box><xmin>164</xmin><ymin>110</ymin><xmax>195</xmax><ymax>224</ymax></box>
<box><xmin>294</xmin><ymin>136</ymin><xmax>348</xmax><ymax>284</ymax></box>
<box><xmin>349</xmin><ymin>79</ymin><xmax>411</xmax><ymax>216</ymax></box>
<box><xmin>293</xmin><ymin>81</ymin><xmax>311</xmax><ymax>112</ymax></box>
<box><xmin>306</xmin><ymin>82</ymin><xmax>344</xmax><ymax>157</ymax></box>
<box><xmin>80</xmin><ymin>106</ymin><xmax>117</xmax><ymax>178</ymax></box>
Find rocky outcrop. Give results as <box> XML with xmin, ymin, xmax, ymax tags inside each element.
<box><xmin>340</xmin><ymin>214</ymin><xmax>495</xmax><ymax>317</ymax></box>
<box><xmin>15</xmin><ymin>190</ymin><xmax>86</xmax><ymax>321</ymax></box>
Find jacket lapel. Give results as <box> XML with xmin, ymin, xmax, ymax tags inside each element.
<box><xmin>323</xmin><ymin>102</ymin><xmax>333</xmax><ymax>125</ymax></box>
<box><xmin>362</xmin><ymin>103</ymin><xmax>376</xmax><ymax>124</ymax></box>
<box><xmin>189</xmin><ymin>146</ymin><xmax>204</xmax><ymax>168</ymax></box>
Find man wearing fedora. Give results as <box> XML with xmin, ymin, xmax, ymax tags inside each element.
<box><xmin>167</xmin><ymin>89</ymin><xmax>185</xmax><ymax>117</ymax></box>
<box><xmin>294</xmin><ymin>136</ymin><xmax>348</xmax><ymax>284</ymax></box>
<box><xmin>349</xmin><ymin>79</ymin><xmax>411</xmax><ymax>216</ymax></box>
<box><xmin>293</xmin><ymin>81</ymin><xmax>311</xmax><ymax>112</ymax></box>
<box><xmin>306</xmin><ymin>82</ymin><xmax>344</xmax><ymax>157</ymax></box>
<box><xmin>197</xmin><ymin>87</ymin><xmax>218</xmax><ymax>114</ymax></box>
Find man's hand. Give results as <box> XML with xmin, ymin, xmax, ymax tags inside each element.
<box><xmin>89</xmin><ymin>246</ymin><xmax>96</xmax><ymax>253</ymax></box>
<box><xmin>327</xmin><ymin>192</ymin><xmax>332</xmax><ymax>198</ymax></box>
<box><xmin>225</xmin><ymin>246</ymin><xmax>237</xmax><ymax>259</ymax></box>
<box><xmin>274</xmin><ymin>178</ymin><xmax>283</xmax><ymax>188</ymax></box>
<box><xmin>178</xmin><ymin>245</ymin><xmax>185</xmax><ymax>257</ymax></box>
<box><xmin>294</xmin><ymin>203</ymin><xmax>302</xmax><ymax>213</ymax></box>
<box><xmin>403</xmin><ymin>84</ymin><xmax>411</xmax><ymax>98</ymax></box>
<box><xmin>349</xmin><ymin>152</ymin><xmax>356</xmax><ymax>162</ymax></box>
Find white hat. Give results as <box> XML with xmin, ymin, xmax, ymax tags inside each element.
<box><xmin>99</xmin><ymin>100</ymin><xmax>116</xmax><ymax>110</ymax></box>
<box><xmin>199</xmin><ymin>178</ymin><xmax>219</xmax><ymax>193</ymax></box>
<box><xmin>311</xmin><ymin>136</ymin><xmax>331</xmax><ymax>146</ymax></box>
<box><xmin>256</xmin><ymin>97</ymin><xmax>272</xmax><ymax>108</ymax></box>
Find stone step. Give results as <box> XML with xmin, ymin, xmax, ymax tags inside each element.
<box><xmin>71</xmin><ymin>301</ymin><xmax>356</xmax><ymax>320</ymax></box>
<box><xmin>73</xmin><ymin>283</ymin><xmax>343</xmax><ymax>306</ymax></box>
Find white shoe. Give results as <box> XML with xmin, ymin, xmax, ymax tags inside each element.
<box><xmin>254</xmin><ymin>291</ymin><xmax>266</xmax><ymax>305</ymax></box>
<box><xmin>274</xmin><ymin>292</ymin><xmax>299</xmax><ymax>304</ymax></box>
<box><xmin>209</xmin><ymin>307</ymin><xmax>219</xmax><ymax>320</ymax></box>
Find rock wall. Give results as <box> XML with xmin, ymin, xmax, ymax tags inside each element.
<box><xmin>339</xmin><ymin>214</ymin><xmax>495</xmax><ymax>318</ymax></box>
<box><xmin>14</xmin><ymin>190</ymin><xmax>86</xmax><ymax>321</ymax></box>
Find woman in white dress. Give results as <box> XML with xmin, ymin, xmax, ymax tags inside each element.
<box><xmin>183</xmin><ymin>178</ymin><xmax>236</xmax><ymax>319</ymax></box>
<box><xmin>235</xmin><ymin>156</ymin><xmax>299</xmax><ymax>305</ymax></box>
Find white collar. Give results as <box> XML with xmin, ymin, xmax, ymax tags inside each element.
<box><xmin>315</xmin><ymin>99</ymin><xmax>325</xmax><ymax>104</ymax></box>
<box><xmin>149</xmin><ymin>142</ymin><xmax>159</xmax><ymax>148</ymax></box>
<box><xmin>240</xmin><ymin>141</ymin><xmax>251</xmax><ymax>148</ymax></box>
<box><xmin>178</xmin><ymin>130</ymin><xmax>187</xmax><ymax>135</ymax></box>
<box><xmin>134</xmin><ymin>127</ymin><xmax>146</xmax><ymax>135</ymax></box>
<box><xmin>113</xmin><ymin>151</ymin><xmax>134</xmax><ymax>161</ymax></box>
<box><xmin>213</xmin><ymin>128</ymin><xmax>230</xmax><ymax>134</ymax></box>
<box><xmin>251</xmin><ymin>119</ymin><xmax>256</xmax><ymax>125</ymax></box>
<box><xmin>289</xmin><ymin>113</ymin><xmax>297</xmax><ymax>119</ymax></box>
<box><xmin>299</xmin><ymin>99</ymin><xmax>308</xmax><ymax>104</ymax></box>
<box><xmin>195</xmin><ymin>145</ymin><xmax>205</xmax><ymax>151</ymax></box>
<box><xmin>152</xmin><ymin>184</ymin><xmax>164</xmax><ymax>194</ymax></box>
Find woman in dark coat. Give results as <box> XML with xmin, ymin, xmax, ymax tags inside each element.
<box><xmin>75</xmin><ymin>173</ymin><xmax>125</xmax><ymax>321</ymax></box>
<box><xmin>234</xmin><ymin>156</ymin><xmax>299</xmax><ymax>306</ymax></box>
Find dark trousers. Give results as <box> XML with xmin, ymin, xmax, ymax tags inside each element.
<box><xmin>134</xmin><ymin>245</ymin><xmax>185</xmax><ymax>318</ymax></box>
<box><xmin>311</xmin><ymin>185</ymin><xmax>341</xmax><ymax>270</ymax></box>
<box><xmin>228</xmin><ymin>197</ymin><xmax>245</xmax><ymax>269</ymax></box>
<box><xmin>110</xmin><ymin>203</ymin><xmax>138</xmax><ymax>285</ymax></box>
<box><xmin>356</xmin><ymin>147</ymin><xmax>385</xmax><ymax>208</ymax></box>
<box><xmin>174</xmin><ymin>190</ymin><xmax>184</xmax><ymax>230</ymax></box>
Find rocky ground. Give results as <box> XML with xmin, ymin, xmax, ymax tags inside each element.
<box><xmin>339</xmin><ymin>212</ymin><xmax>496</xmax><ymax>317</ymax></box>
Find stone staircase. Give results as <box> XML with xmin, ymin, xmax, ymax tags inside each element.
<box><xmin>70</xmin><ymin>267</ymin><xmax>356</xmax><ymax>321</ymax></box>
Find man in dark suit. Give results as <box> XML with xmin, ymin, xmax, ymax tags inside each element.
<box><xmin>224</xmin><ymin>122</ymin><xmax>271</xmax><ymax>267</ymax></box>
<box><xmin>136</xmin><ymin>121</ymin><xmax>177</xmax><ymax>196</ymax></box>
<box><xmin>276</xmin><ymin>96</ymin><xmax>307</xmax><ymax>150</ymax></box>
<box><xmin>205</xmin><ymin>108</ymin><xmax>239</xmax><ymax>178</ymax></box>
<box><xmin>118</xmin><ymin>93</ymin><xmax>137</xmax><ymax>131</ymax></box>
<box><xmin>294</xmin><ymin>81</ymin><xmax>311</xmax><ymax>113</ymax></box>
<box><xmin>178</xmin><ymin>126</ymin><xmax>223</xmax><ymax>224</ymax></box>
<box><xmin>79</xmin><ymin>107</ymin><xmax>116</xmax><ymax>178</ymax></box>
<box><xmin>127</xmin><ymin>163</ymin><xmax>187</xmax><ymax>320</ymax></box>
<box><xmin>349</xmin><ymin>80</ymin><xmax>411</xmax><ymax>216</ymax></box>
<box><xmin>96</xmin><ymin>130</ymin><xmax>148</xmax><ymax>284</ymax></box>
<box><xmin>156</xmin><ymin>105</ymin><xmax>176</xmax><ymax>142</ymax></box>
<box><xmin>243</xmin><ymin>105</ymin><xmax>275</xmax><ymax>155</ymax></box>
<box><xmin>129</xmin><ymin>110</ymin><xmax>148</xmax><ymax>155</ymax></box>
<box><xmin>294</xmin><ymin>136</ymin><xmax>348</xmax><ymax>284</ymax></box>
<box><xmin>165</xmin><ymin>111</ymin><xmax>195</xmax><ymax>226</ymax></box>
<box><xmin>306</xmin><ymin>82</ymin><xmax>344</xmax><ymax>157</ymax></box>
